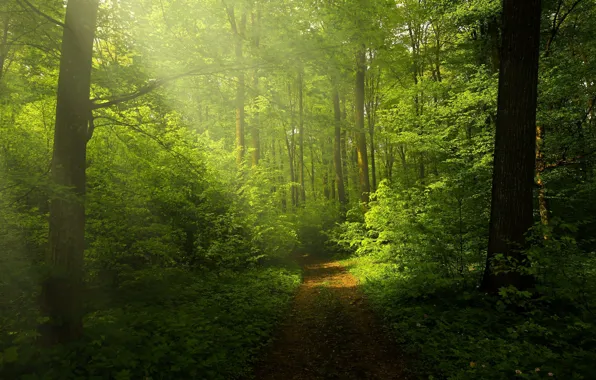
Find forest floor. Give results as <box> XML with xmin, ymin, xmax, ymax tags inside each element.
<box><xmin>253</xmin><ymin>253</ymin><xmax>409</xmax><ymax>380</ymax></box>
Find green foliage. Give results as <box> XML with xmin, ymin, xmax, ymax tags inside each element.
<box><xmin>344</xmin><ymin>256</ymin><xmax>596</xmax><ymax>379</ymax></box>
<box><xmin>2</xmin><ymin>265</ymin><xmax>301</xmax><ymax>379</ymax></box>
<box><xmin>3</xmin><ymin>0</ymin><xmax>596</xmax><ymax>378</ymax></box>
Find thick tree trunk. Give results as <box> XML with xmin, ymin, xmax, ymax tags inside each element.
<box><xmin>333</xmin><ymin>88</ymin><xmax>347</xmax><ymax>207</ymax></box>
<box><xmin>42</xmin><ymin>0</ymin><xmax>99</xmax><ymax>344</ymax></box>
<box><xmin>355</xmin><ymin>46</ymin><xmax>370</xmax><ymax>204</ymax></box>
<box><xmin>480</xmin><ymin>0</ymin><xmax>542</xmax><ymax>293</ymax></box>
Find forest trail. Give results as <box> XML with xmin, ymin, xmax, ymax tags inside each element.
<box><xmin>254</xmin><ymin>254</ymin><xmax>408</xmax><ymax>379</ymax></box>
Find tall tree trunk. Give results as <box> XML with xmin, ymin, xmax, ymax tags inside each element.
<box><xmin>226</xmin><ymin>6</ymin><xmax>246</xmax><ymax>165</ymax></box>
<box><xmin>365</xmin><ymin>62</ymin><xmax>380</xmax><ymax>192</ymax></box>
<box><xmin>0</xmin><ymin>14</ymin><xmax>10</xmax><ymax>82</ymax></box>
<box><xmin>355</xmin><ymin>46</ymin><xmax>370</xmax><ymax>204</ymax></box>
<box><xmin>333</xmin><ymin>88</ymin><xmax>347</xmax><ymax>206</ymax></box>
<box><xmin>250</xmin><ymin>9</ymin><xmax>260</xmax><ymax>166</ymax></box>
<box><xmin>369</xmin><ymin>130</ymin><xmax>377</xmax><ymax>191</ymax></box>
<box><xmin>323</xmin><ymin>144</ymin><xmax>330</xmax><ymax>200</ymax></box>
<box><xmin>408</xmin><ymin>24</ymin><xmax>425</xmax><ymax>186</ymax></box>
<box><xmin>285</xmin><ymin>132</ymin><xmax>297</xmax><ymax>208</ymax></box>
<box><xmin>42</xmin><ymin>0</ymin><xmax>99</xmax><ymax>344</ymax></box>
<box><xmin>310</xmin><ymin>141</ymin><xmax>315</xmax><ymax>199</ymax></box>
<box><xmin>340</xmin><ymin>95</ymin><xmax>349</xmax><ymax>203</ymax></box>
<box><xmin>488</xmin><ymin>16</ymin><xmax>501</xmax><ymax>74</ymax></box>
<box><xmin>480</xmin><ymin>0</ymin><xmax>542</xmax><ymax>293</ymax></box>
<box><xmin>278</xmin><ymin>140</ymin><xmax>287</xmax><ymax>212</ymax></box>
<box><xmin>535</xmin><ymin>125</ymin><xmax>550</xmax><ymax>232</ymax></box>
<box><xmin>351</xmin><ymin>133</ymin><xmax>359</xmax><ymax>200</ymax></box>
<box><xmin>298</xmin><ymin>71</ymin><xmax>306</xmax><ymax>204</ymax></box>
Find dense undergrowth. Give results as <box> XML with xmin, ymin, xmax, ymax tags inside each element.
<box><xmin>0</xmin><ymin>114</ymin><xmax>314</xmax><ymax>379</ymax></box>
<box><xmin>333</xmin><ymin>180</ymin><xmax>596</xmax><ymax>379</ymax></box>
<box><xmin>344</xmin><ymin>256</ymin><xmax>596</xmax><ymax>379</ymax></box>
<box><xmin>2</xmin><ymin>265</ymin><xmax>300</xmax><ymax>379</ymax></box>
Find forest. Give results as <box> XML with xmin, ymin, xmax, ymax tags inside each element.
<box><xmin>1</xmin><ymin>0</ymin><xmax>596</xmax><ymax>378</ymax></box>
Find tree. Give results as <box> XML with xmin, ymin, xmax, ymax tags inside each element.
<box><xmin>354</xmin><ymin>45</ymin><xmax>370</xmax><ymax>204</ymax></box>
<box><xmin>333</xmin><ymin>87</ymin><xmax>347</xmax><ymax>207</ymax></box>
<box><xmin>480</xmin><ymin>0</ymin><xmax>542</xmax><ymax>293</ymax></box>
<box><xmin>298</xmin><ymin>70</ymin><xmax>306</xmax><ymax>203</ymax></box>
<box><xmin>42</xmin><ymin>0</ymin><xmax>99</xmax><ymax>344</ymax></box>
<box><xmin>225</xmin><ymin>4</ymin><xmax>247</xmax><ymax>165</ymax></box>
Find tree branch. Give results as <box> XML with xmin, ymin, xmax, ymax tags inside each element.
<box><xmin>16</xmin><ymin>0</ymin><xmax>65</xmax><ymax>28</ymax></box>
<box><xmin>94</xmin><ymin>114</ymin><xmax>202</xmax><ymax>175</ymax></box>
<box><xmin>90</xmin><ymin>62</ymin><xmax>269</xmax><ymax>110</ymax></box>
<box><xmin>543</xmin><ymin>149</ymin><xmax>596</xmax><ymax>171</ymax></box>
<box><xmin>544</xmin><ymin>0</ymin><xmax>584</xmax><ymax>57</ymax></box>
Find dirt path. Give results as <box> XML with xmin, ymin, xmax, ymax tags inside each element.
<box><xmin>254</xmin><ymin>254</ymin><xmax>408</xmax><ymax>380</ymax></box>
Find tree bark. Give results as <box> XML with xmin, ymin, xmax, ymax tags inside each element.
<box><xmin>480</xmin><ymin>0</ymin><xmax>542</xmax><ymax>293</ymax></box>
<box><xmin>355</xmin><ymin>45</ymin><xmax>370</xmax><ymax>204</ymax></box>
<box><xmin>42</xmin><ymin>0</ymin><xmax>99</xmax><ymax>344</ymax></box>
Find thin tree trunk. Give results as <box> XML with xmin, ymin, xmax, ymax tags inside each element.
<box><xmin>0</xmin><ymin>14</ymin><xmax>9</xmax><ymax>82</ymax></box>
<box><xmin>278</xmin><ymin>140</ymin><xmax>287</xmax><ymax>212</ymax></box>
<box><xmin>298</xmin><ymin>71</ymin><xmax>306</xmax><ymax>204</ymax></box>
<box><xmin>285</xmin><ymin>133</ymin><xmax>297</xmax><ymax>208</ymax></box>
<box><xmin>488</xmin><ymin>16</ymin><xmax>500</xmax><ymax>73</ymax></box>
<box><xmin>535</xmin><ymin>125</ymin><xmax>550</xmax><ymax>233</ymax></box>
<box><xmin>250</xmin><ymin>9</ymin><xmax>260</xmax><ymax>166</ymax></box>
<box><xmin>355</xmin><ymin>45</ymin><xmax>370</xmax><ymax>204</ymax></box>
<box><xmin>370</xmin><ymin>132</ymin><xmax>377</xmax><ymax>191</ymax></box>
<box><xmin>480</xmin><ymin>0</ymin><xmax>542</xmax><ymax>293</ymax></box>
<box><xmin>341</xmin><ymin>95</ymin><xmax>349</xmax><ymax>203</ymax></box>
<box><xmin>310</xmin><ymin>141</ymin><xmax>315</xmax><ymax>199</ymax></box>
<box><xmin>323</xmin><ymin>150</ymin><xmax>330</xmax><ymax>200</ymax></box>
<box><xmin>365</xmin><ymin>62</ymin><xmax>380</xmax><ymax>191</ymax></box>
<box><xmin>333</xmin><ymin>88</ymin><xmax>347</xmax><ymax>206</ymax></box>
<box><xmin>226</xmin><ymin>6</ymin><xmax>246</xmax><ymax>165</ymax></box>
<box><xmin>286</xmin><ymin>81</ymin><xmax>298</xmax><ymax>207</ymax></box>
<box><xmin>42</xmin><ymin>0</ymin><xmax>99</xmax><ymax>344</ymax></box>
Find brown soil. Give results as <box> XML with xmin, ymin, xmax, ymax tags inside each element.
<box><xmin>253</xmin><ymin>254</ymin><xmax>409</xmax><ymax>380</ymax></box>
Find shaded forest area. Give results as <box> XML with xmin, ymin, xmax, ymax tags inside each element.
<box><xmin>1</xmin><ymin>0</ymin><xmax>596</xmax><ymax>378</ymax></box>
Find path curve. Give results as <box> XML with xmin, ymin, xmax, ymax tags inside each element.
<box><xmin>254</xmin><ymin>254</ymin><xmax>408</xmax><ymax>379</ymax></box>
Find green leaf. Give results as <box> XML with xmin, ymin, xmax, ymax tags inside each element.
<box><xmin>3</xmin><ymin>347</ymin><xmax>18</xmax><ymax>363</ymax></box>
